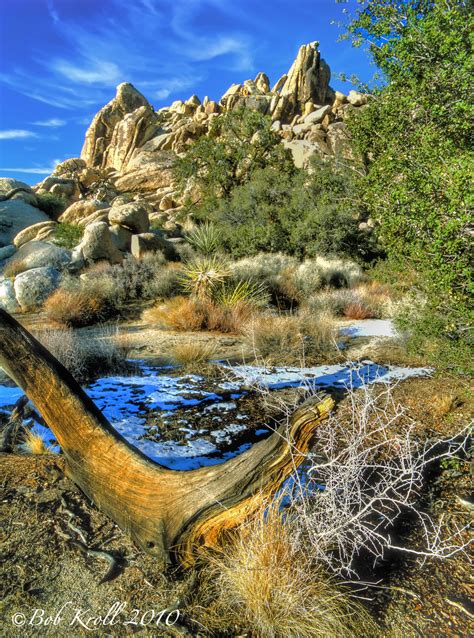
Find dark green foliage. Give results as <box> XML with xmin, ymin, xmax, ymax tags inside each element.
<box><xmin>347</xmin><ymin>0</ymin><xmax>473</xmax><ymax>368</ymax></box>
<box><xmin>35</xmin><ymin>192</ymin><xmax>68</xmax><ymax>218</ymax></box>
<box><xmin>207</xmin><ymin>156</ymin><xmax>379</xmax><ymax>260</ymax></box>
<box><xmin>54</xmin><ymin>222</ymin><xmax>84</xmax><ymax>248</ymax></box>
<box><xmin>174</xmin><ymin>108</ymin><xmax>294</xmax><ymax>203</ymax></box>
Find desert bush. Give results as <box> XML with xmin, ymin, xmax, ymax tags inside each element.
<box><xmin>35</xmin><ymin>326</ymin><xmax>129</xmax><ymax>381</ymax></box>
<box><xmin>44</xmin><ymin>285</ymin><xmax>116</xmax><ymax>328</ymax></box>
<box><xmin>169</xmin><ymin>340</ymin><xmax>218</xmax><ymax>368</ymax></box>
<box><xmin>146</xmin><ymin>296</ymin><xmax>254</xmax><ymax>334</ymax></box>
<box><xmin>193</xmin><ymin>499</ymin><xmax>377</xmax><ymax>638</ymax></box>
<box><xmin>53</xmin><ymin>222</ymin><xmax>84</xmax><ymax>248</ymax></box>
<box><xmin>35</xmin><ymin>192</ymin><xmax>68</xmax><ymax>218</ymax></box>
<box><xmin>246</xmin><ymin>312</ymin><xmax>337</xmax><ymax>364</ymax></box>
<box><xmin>185</xmin><ymin>222</ymin><xmax>222</xmax><ymax>256</ymax></box>
<box><xmin>287</xmin><ymin>383</ymin><xmax>471</xmax><ymax>576</ymax></box>
<box><xmin>305</xmin><ymin>284</ymin><xmax>389</xmax><ymax>319</ymax></box>
<box><xmin>141</xmin><ymin>263</ymin><xmax>183</xmax><ymax>300</ymax></box>
<box><xmin>213</xmin><ymin>279</ymin><xmax>270</xmax><ymax>309</ymax></box>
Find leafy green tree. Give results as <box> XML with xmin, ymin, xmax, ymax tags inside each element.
<box><xmin>345</xmin><ymin>0</ymin><xmax>473</xmax><ymax>367</ymax></box>
<box><xmin>174</xmin><ymin>108</ymin><xmax>294</xmax><ymax>204</ymax></box>
<box><xmin>209</xmin><ymin>156</ymin><xmax>379</xmax><ymax>260</ymax></box>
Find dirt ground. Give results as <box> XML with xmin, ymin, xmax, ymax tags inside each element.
<box><xmin>1</xmin><ymin>313</ymin><xmax>473</xmax><ymax>637</ymax></box>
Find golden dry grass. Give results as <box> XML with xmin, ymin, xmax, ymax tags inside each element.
<box><xmin>170</xmin><ymin>340</ymin><xmax>218</xmax><ymax>368</ymax></box>
<box><xmin>192</xmin><ymin>500</ymin><xmax>378</xmax><ymax>638</ymax></box>
<box><xmin>44</xmin><ymin>288</ymin><xmax>108</xmax><ymax>327</ymax></box>
<box><xmin>246</xmin><ymin>311</ymin><xmax>337</xmax><ymax>364</ymax></box>
<box><xmin>22</xmin><ymin>430</ymin><xmax>52</xmax><ymax>455</ymax></box>
<box><xmin>3</xmin><ymin>259</ymin><xmax>28</xmax><ymax>278</ymax></box>
<box><xmin>144</xmin><ymin>296</ymin><xmax>254</xmax><ymax>333</ymax></box>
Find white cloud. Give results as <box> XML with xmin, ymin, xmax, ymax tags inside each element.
<box><xmin>0</xmin><ymin>160</ymin><xmax>60</xmax><ymax>174</ymax></box>
<box><xmin>0</xmin><ymin>129</ymin><xmax>38</xmax><ymax>140</ymax></box>
<box><xmin>33</xmin><ymin>118</ymin><xmax>66</xmax><ymax>127</ymax></box>
<box><xmin>52</xmin><ymin>60</ymin><xmax>121</xmax><ymax>85</ymax></box>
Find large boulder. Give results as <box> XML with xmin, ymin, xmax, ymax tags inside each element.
<box><xmin>283</xmin><ymin>139</ymin><xmax>322</xmax><ymax>168</ymax></box>
<box><xmin>108</xmin><ymin>202</ymin><xmax>149</xmax><ymax>234</ymax></box>
<box><xmin>114</xmin><ymin>148</ymin><xmax>175</xmax><ymax>193</ymax></box>
<box><xmin>13</xmin><ymin>221</ymin><xmax>57</xmax><ymax>248</ymax></box>
<box><xmin>271</xmin><ymin>42</ymin><xmax>332</xmax><ymax>123</ymax></box>
<box><xmin>326</xmin><ymin>122</ymin><xmax>354</xmax><ymax>159</ymax></box>
<box><xmin>0</xmin><ymin>178</ymin><xmax>37</xmax><ymax>206</ymax></box>
<box><xmin>0</xmin><ymin>277</ymin><xmax>20</xmax><ymax>312</ymax></box>
<box><xmin>13</xmin><ymin>267</ymin><xmax>60</xmax><ymax>311</ymax></box>
<box><xmin>0</xmin><ymin>245</ymin><xmax>16</xmax><ymax>263</ymax></box>
<box><xmin>81</xmin><ymin>83</ymin><xmax>152</xmax><ymax>169</ymax></box>
<box><xmin>106</xmin><ymin>105</ymin><xmax>161</xmax><ymax>171</ymax></box>
<box><xmin>59</xmin><ymin>199</ymin><xmax>109</xmax><ymax>224</ymax></box>
<box><xmin>80</xmin><ymin>222</ymin><xmax>123</xmax><ymax>264</ymax></box>
<box><xmin>131</xmin><ymin>232</ymin><xmax>177</xmax><ymax>260</ymax></box>
<box><xmin>109</xmin><ymin>224</ymin><xmax>132</xmax><ymax>251</ymax></box>
<box><xmin>0</xmin><ymin>200</ymin><xmax>50</xmax><ymax>248</ymax></box>
<box><xmin>6</xmin><ymin>240</ymin><xmax>71</xmax><ymax>273</ymax></box>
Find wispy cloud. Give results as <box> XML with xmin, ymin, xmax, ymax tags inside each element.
<box><xmin>0</xmin><ymin>160</ymin><xmax>61</xmax><ymax>174</ymax></box>
<box><xmin>33</xmin><ymin>118</ymin><xmax>66</xmax><ymax>127</ymax></box>
<box><xmin>47</xmin><ymin>0</ymin><xmax>60</xmax><ymax>24</ymax></box>
<box><xmin>0</xmin><ymin>0</ymin><xmax>255</xmax><ymax>111</ymax></box>
<box><xmin>0</xmin><ymin>129</ymin><xmax>38</xmax><ymax>140</ymax></box>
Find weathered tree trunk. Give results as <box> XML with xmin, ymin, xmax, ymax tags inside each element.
<box><xmin>0</xmin><ymin>309</ymin><xmax>333</xmax><ymax>568</ymax></box>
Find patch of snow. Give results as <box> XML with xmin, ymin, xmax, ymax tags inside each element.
<box><xmin>211</xmin><ymin>422</ymin><xmax>247</xmax><ymax>445</ymax></box>
<box><xmin>340</xmin><ymin>319</ymin><xmax>396</xmax><ymax>338</ymax></box>
<box><xmin>203</xmin><ymin>401</ymin><xmax>237</xmax><ymax>412</ymax></box>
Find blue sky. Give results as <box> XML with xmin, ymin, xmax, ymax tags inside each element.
<box><xmin>0</xmin><ymin>0</ymin><xmax>375</xmax><ymax>185</ymax></box>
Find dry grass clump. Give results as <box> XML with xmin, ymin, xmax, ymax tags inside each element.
<box><xmin>3</xmin><ymin>258</ymin><xmax>28</xmax><ymax>278</ymax></box>
<box><xmin>229</xmin><ymin>253</ymin><xmax>365</xmax><ymax>307</ymax></box>
<box><xmin>44</xmin><ymin>287</ymin><xmax>112</xmax><ymax>327</ymax></box>
<box><xmin>169</xmin><ymin>340</ymin><xmax>218</xmax><ymax>368</ymax></box>
<box><xmin>192</xmin><ymin>501</ymin><xmax>377</xmax><ymax>638</ymax></box>
<box><xmin>246</xmin><ymin>311</ymin><xmax>337</xmax><ymax>363</ymax></box>
<box><xmin>145</xmin><ymin>296</ymin><xmax>254</xmax><ymax>333</ymax></box>
<box><xmin>35</xmin><ymin>326</ymin><xmax>129</xmax><ymax>381</ymax></box>
<box><xmin>305</xmin><ymin>282</ymin><xmax>390</xmax><ymax>319</ymax></box>
<box><xmin>22</xmin><ymin>430</ymin><xmax>53</xmax><ymax>455</ymax></box>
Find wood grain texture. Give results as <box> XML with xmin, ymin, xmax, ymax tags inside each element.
<box><xmin>0</xmin><ymin>308</ymin><xmax>334</xmax><ymax>568</ymax></box>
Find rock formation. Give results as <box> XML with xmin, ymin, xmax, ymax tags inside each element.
<box><xmin>0</xmin><ymin>40</ymin><xmax>372</xmax><ymax>311</ymax></box>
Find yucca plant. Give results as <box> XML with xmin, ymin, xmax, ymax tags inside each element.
<box><xmin>186</xmin><ymin>222</ymin><xmax>222</xmax><ymax>256</ymax></box>
<box><xmin>180</xmin><ymin>256</ymin><xmax>230</xmax><ymax>299</ymax></box>
<box><xmin>213</xmin><ymin>280</ymin><xmax>270</xmax><ymax>308</ymax></box>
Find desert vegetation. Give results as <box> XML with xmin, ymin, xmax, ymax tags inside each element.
<box><xmin>0</xmin><ymin>1</ymin><xmax>472</xmax><ymax>636</ymax></box>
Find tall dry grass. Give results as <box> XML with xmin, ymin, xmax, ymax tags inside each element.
<box><xmin>191</xmin><ymin>499</ymin><xmax>378</xmax><ymax>638</ymax></box>
<box><xmin>246</xmin><ymin>311</ymin><xmax>338</xmax><ymax>364</ymax></box>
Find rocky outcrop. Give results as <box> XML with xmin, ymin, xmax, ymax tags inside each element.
<box><xmin>59</xmin><ymin>199</ymin><xmax>109</xmax><ymax>224</ymax></box>
<box><xmin>0</xmin><ymin>200</ymin><xmax>49</xmax><ymax>248</ymax></box>
<box><xmin>13</xmin><ymin>221</ymin><xmax>57</xmax><ymax>248</ymax></box>
<box><xmin>81</xmin><ymin>83</ymin><xmax>155</xmax><ymax>169</ymax></box>
<box><xmin>13</xmin><ymin>267</ymin><xmax>60</xmax><ymax>311</ymax></box>
<box><xmin>79</xmin><ymin>222</ymin><xmax>123</xmax><ymax>264</ymax></box>
<box><xmin>0</xmin><ymin>278</ymin><xmax>20</xmax><ymax>313</ymax></box>
<box><xmin>6</xmin><ymin>240</ymin><xmax>71</xmax><ymax>273</ymax></box>
<box><xmin>0</xmin><ymin>179</ymin><xmax>37</xmax><ymax>206</ymax></box>
<box><xmin>108</xmin><ymin>202</ymin><xmax>150</xmax><ymax>234</ymax></box>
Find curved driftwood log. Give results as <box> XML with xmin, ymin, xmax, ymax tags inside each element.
<box><xmin>0</xmin><ymin>309</ymin><xmax>334</xmax><ymax>567</ymax></box>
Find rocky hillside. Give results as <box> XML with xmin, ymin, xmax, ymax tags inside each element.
<box><xmin>0</xmin><ymin>41</ymin><xmax>369</xmax><ymax>312</ymax></box>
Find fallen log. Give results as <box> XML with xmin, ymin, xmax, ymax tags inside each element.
<box><xmin>0</xmin><ymin>309</ymin><xmax>334</xmax><ymax>568</ymax></box>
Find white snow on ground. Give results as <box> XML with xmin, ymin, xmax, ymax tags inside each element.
<box><xmin>0</xmin><ymin>357</ymin><xmax>431</xmax><ymax>470</ymax></box>
<box><xmin>339</xmin><ymin>319</ymin><xmax>397</xmax><ymax>338</ymax></box>
<box><xmin>226</xmin><ymin>361</ymin><xmax>432</xmax><ymax>390</ymax></box>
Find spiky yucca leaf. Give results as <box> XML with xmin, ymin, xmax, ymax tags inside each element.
<box><xmin>213</xmin><ymin>280</ymin><xmax>270</xmax><ymax>308</ymax></box>
<box><xmin>186</xmin><ymin>222</ymin><xmax>222</xmax><ymax>256</ymax></box>
<box><xmin>180</xmin><ymin>256</ymin><xmax>230</xmax><ymax>299</ymax></box>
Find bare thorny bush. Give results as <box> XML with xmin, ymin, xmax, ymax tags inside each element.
<box><xmin>225</xmin><ymin>366</ymin><xmax>472</xmax><ymax>579</ymax></box>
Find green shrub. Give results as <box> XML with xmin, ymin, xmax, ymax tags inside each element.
<box><xmin>35</xmin><ymin>192</ymin><xmax>68</xmax><ymax>218</ymax></box>
<box><xmin>54</xmin><ymin>222</ymin><xmax>84</xmax><ymax>248</ymax></box>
